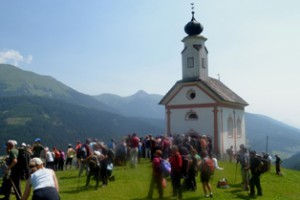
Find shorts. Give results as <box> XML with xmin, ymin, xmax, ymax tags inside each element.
<box><xmin>65</xmin><ymin>157</ymin><xmax>73</xmax><ymax>165</ymax></box>
<box><xmin>33</xmin><ymin>187</ymin><xmax>60</xmax><ymax>200</ymax></box>
<box><xmin>200</xmin><ymin>171</ymin><xmax>211</xmax><ymax>182</ymax></box>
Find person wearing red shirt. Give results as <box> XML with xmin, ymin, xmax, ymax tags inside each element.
<box><xmin>169</xmin><ymin>145</ymin><xmax>182</xmax><ymax>200</ymax></box>
<box><xmin>161</xmin><ymin>137</ymin><xmax>171</xmax><ymax>159</ymax></box>
<box><xmin>130</xmin><ymin>133</ymin><xmax>140</xmax><ymax>168</ymax></box>
<box><xmin>147</xmin><ymin>150</ymin><xmax>163</xmax><ymax>199</ymax></box>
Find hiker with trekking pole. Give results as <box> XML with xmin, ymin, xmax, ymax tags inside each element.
<box><xmin>0</xmin><ymin>140</ymin><xmax>22</xmax><ymax>200</ymax></box>
<box><xmin>236</xmin><ymin>144</ymin><xmax>250</xmax><ymax>191</ymax></box>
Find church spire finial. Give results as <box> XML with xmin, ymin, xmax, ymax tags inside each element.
<box><xmin>184</xmin><ymin>3</ymin><xmax>203</xmax><ymax>36</ymax></box>
<box><xmin>191</xmin><ymin>3</ymin><xmax>195</xmax><ymax>20</ymax></box>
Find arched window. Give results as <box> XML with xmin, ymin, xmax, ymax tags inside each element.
<box><xmin>185</xmin><ymin>111</ymin><xmax>198</xmax><ymax>121</ymax></box>
<box><xmin>237</xmin><ymin>118</ymin><xmax>242</xmax><ymax>138</ymax></box>
<box><xmin>228</xmin><ymin>116</ymin><xmax>233</xmax><ymax>138</ymax></box>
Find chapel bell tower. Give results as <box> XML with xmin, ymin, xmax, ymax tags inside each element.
<box><xmin>181</xmin><ymin>11</ymin><xmax>209</xmax><ymax>81</ymax></box>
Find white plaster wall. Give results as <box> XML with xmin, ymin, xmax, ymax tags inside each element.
<box><xmin>168</xmin><ymin>85</ymin><xmax>215</xmax><ymax>105</ymax></box>
<box><xmin>182</xmin><ymin>46</ymin><xmax>200</xmax><ymax>79</ymax></box>
<box><xmin>219</xmin><ymin>108</ymin><xmax>246</xmax><ymax>154</ymax></box>
<box><xmin>182</xmin><ymin>36</ymin><xmax>208</xmax><ymax>80</ymax></box>
<box><xmin>169</xmin><ymin>107</ymin><xmax>214</xmax><ymax>137</ymax></box>
<box><xmin>235</xmin><ymin>109</ymin><xmax>246</xmax><ymax>148</ymax></box>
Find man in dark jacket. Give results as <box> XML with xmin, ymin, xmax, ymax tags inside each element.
<box><xmin>275</xmin><ymin>154</ymin><xmax>282</xmax><ymax>175</ymax></box>
<box><xmin>249</xmin><ymin>151</ymin><xmax>263</xmax><ymax>197</ymax></box>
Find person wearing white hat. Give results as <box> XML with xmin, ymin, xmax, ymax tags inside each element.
<box><xmin>0</xmin><ymin>140</ymin><xmax>21</xmax><ymax>200</ymax></box>
<box><xmin>21</xmin><ymin>158</ymin><xmax>60</xmax><ymax>200</ymax></box>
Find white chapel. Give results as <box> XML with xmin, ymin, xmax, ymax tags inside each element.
<box><xmin>159</xmin><ymin>11</ymin><xmax>248</xmax><ymax>155</ymax></box>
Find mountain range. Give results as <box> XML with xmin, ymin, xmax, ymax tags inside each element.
<box><xmin>1</xmin><ymin>63</ymin><xmax>300</xmax><ymax>169</ymax></box>
<box><xmin>94</xmin><ymin>92</ymin><xmax>300</xmax><ymax>158</ymax></box>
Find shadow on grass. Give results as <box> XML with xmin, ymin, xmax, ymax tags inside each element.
<box><xmin>61</xmin><ymin>184</ymin><xmax>107</xmax><ymax>194</ymax></box>
<box><xmin>59</xmin><ymin>175</ymin><xmax>78</xmax><ymax>180</ymax></box>
<box><xmin>130</xmin><ymin>197</ymin><xmax>201</xmax><ymax>200</ymax></box>
<box><xmin>131</xmin><ymin>196</ymin><xmax>228</xmax><ymax>200</ymax></box>
<box><xmin>226</xmin><ymin>184</ymin><xmax>252</xmax><ymax>200</ymax></box>
<box><xmin>60</xmin><ymin>186</ymin><xmax>87</xmax><ymax>194</ymax></box>
<box><xmin>130</xmin><ymin>192</ymin><xmax>211</xmax><ymax>200</ymax></box>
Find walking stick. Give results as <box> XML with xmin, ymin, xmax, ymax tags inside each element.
<box><xmin>234</xmin><ymin>162</ymin><xmax>238</xmax><ymax>183</ymax></box>
<box><xmin>9</xmin><ymin>178</ymin><xmax>21</xmax><ymax>200</ymax></box>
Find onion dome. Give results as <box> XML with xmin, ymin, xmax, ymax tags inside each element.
<box><xmin>184</xmin><ymin>11</ymin><xmax>203</xmax><ymax>36</ymax></box>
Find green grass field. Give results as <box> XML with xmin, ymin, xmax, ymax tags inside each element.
<box><xmin>3</xmin><ymin>159</ymin><xmax>300</xmax><ymax>200</ymax></box>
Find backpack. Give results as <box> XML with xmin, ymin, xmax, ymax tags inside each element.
<box><xmin>16</xmin><ymin>147</ymin><xmax>31</xmax><ymax>179</ymax></box>
<box><xmin>54</xmin><ymin>150</ymin><xmax>60</xmax><ymax>159</ymax></box>
<box><xmin>191</xmin><ymin>155</ymin><xmax>198</xmax><ymax>172</ymax></box>
<box><xmin>107</xmin><ymin>148</ymin><xmax>116</xmax><ymax>163</ymax></box>
<box><xmin>17</xmin><ymin>147</ymin><xmax>31</xmax><ymax>168</ymax></box>
<box><xmin>200</xmin><ymin>157</ymin><xmax>215</xmax><ymax>176</ymax></box>
<box><xmin>217</xmin><ymin>178</ymin><xmax>230</xmax><ymax>189</ymax></box>
<box><xmin>88</xmin><ymin>154</ymin><xmax>100</xmax><ymax>169</ymax></box>
<box><xmin>160</xmin><ymin>159</ymin><xmax>171</xmax><ymax>177</ymax></box>
<box><xmin>60</xmin><ymin>151</ymin><xmax>65</xmax><ymax>160</ymax></box>
<box><xmin>256</xmin><ymin>156</ymin><xmax>270</xmax><ymax>173</ymax></box>
<box><xmin>77</xmin><ymin>145</ymin><xmax>87</xmax><ymax>159</ymax></box>
<box><xmin>181</xmin><ymin>155</ymin><xmax>190</xmax><ymax>178</ymax></box>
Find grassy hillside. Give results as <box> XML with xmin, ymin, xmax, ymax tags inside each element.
<box><xmin>0</xmin><ymin>64</ymin><xmax>113</xmax><ymax>112</ymax></box>
<box><xmin>0</xmin><ymin>96</ymin><xmax>164</xmax><ymax>154</ymax></box>
<box><xmin>5</xmin><ymin>159</ymin><xmax>298</xmax><ymax>200</ymax></box>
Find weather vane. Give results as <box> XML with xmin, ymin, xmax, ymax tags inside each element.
<box><xmin>191</xmin><ymin>3</ymin><xmax>195</xmax><ymax>13</ymax></box>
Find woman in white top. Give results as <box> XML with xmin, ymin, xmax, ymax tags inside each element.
<box><xmin>45</xmin><ymin>147</ymin><xmax>54</xmax><ymax>170</ymax></box>
<box><xmin>21</xmin><ymin>158</ymin><xmax>60</xmax><ymax>200</ymax></box>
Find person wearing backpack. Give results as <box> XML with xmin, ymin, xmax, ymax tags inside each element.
<box><xmin>16</xmin><ymin>143</ymin><xmax>32</xmax><ymax>180</ymax></box>
<box><xmin>58</xmin><ymin>150</ymin><xmax>65</xmax><ymax>171</ymax></box>
<box><xmin>78</xmin><ymin>139</ymin><xmax>92</xmax><ymax>178</ymax></box>
<box><xmin>185</xmin><ymin>149</ymin><xmax>198</xmax><ymax>191</ymax></box>
<box><xmin>169</xmin><ymin>145</ymin><xmax>183</xmax><ymax>200</ymax></box>
<box><xmin>147</xmin><ymin>150</ymin><xmax>163</xmax><ymax>199</ymax></box>
<box><xmin>85</xmin><ymin>151</ymin><xmax>102</xmax><ymax>189</ymax></box>
<box><xmin>198</xmin><ymin>151</ymin><xmax>214</xmax><ymax>198</ymax></box>
<box><xmin>249</xmin><ymin>151</ymin><xmax>263</xmax><ymax>197</ymax></box>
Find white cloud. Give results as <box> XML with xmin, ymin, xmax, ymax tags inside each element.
<box><xmin>0</xmin><ymin>49</ymin><xmax>33</xmax><ymax>66</ymax></box>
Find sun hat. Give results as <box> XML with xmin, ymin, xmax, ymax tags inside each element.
<box><xmin>30</xmin><ymin>157</ymin><xmax>43</xmax><ymax>165</ymax></box>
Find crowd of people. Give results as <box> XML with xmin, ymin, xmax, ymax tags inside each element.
<box><xmin>0</xmin><ymin>133</ymin><xmax>283</xmax><ymax>200</ymax></box>
<box><xmin>144</xmin><ymin>134</ymin><xmax>219</xmax><ymax>199</ymax></box>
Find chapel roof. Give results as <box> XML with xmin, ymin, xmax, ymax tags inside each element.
<box><xmin>159</xmin><ymin>77</ymin><xmax>248</xmax><ymax>106</ymax></box>
<box><xmin>200</xmin><ymin>77</ymin><xmax>248</xmax><ymax>106</ymax></box>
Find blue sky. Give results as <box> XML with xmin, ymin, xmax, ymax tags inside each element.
<box><xmin>1</xmin><ymin>1</ymin><xmax>300</xmax><ymax>128</ymax></box>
